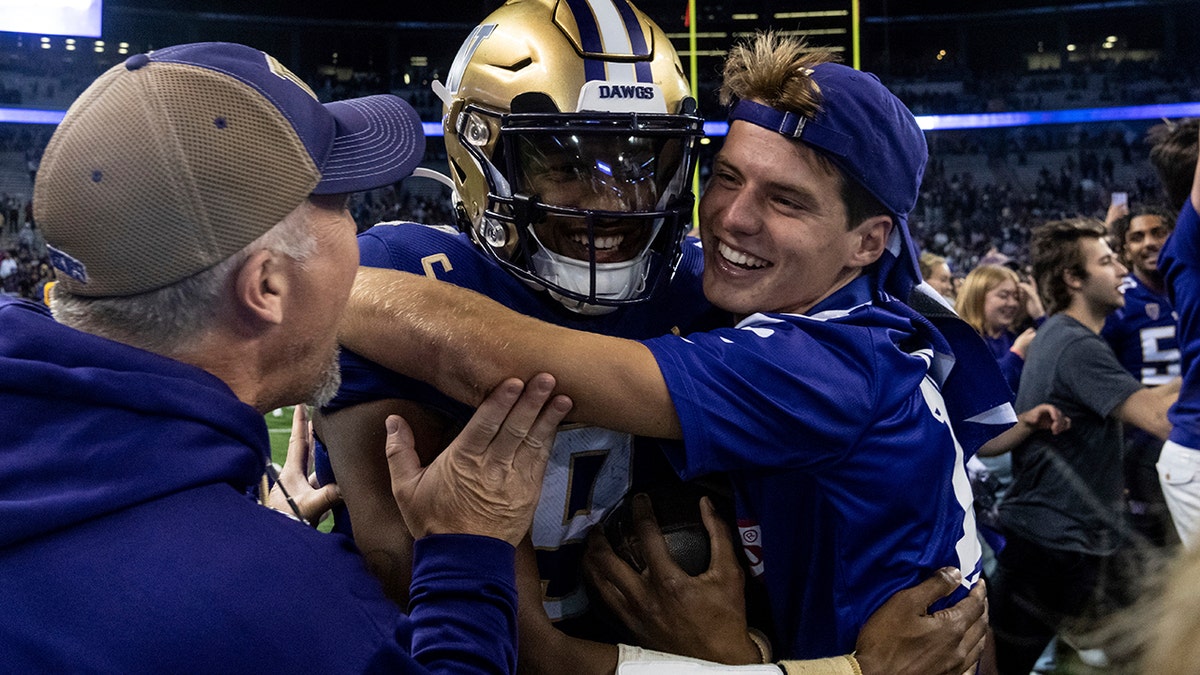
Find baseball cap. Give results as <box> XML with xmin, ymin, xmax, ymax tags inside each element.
<box><xmin>728</xmin><ymin>62</ymin><xmax>927</xmax><ymax>299</ymax></box>
<box><xmin>36</xmin><ymin>42</ymin><xmax>426</xmax><ymax>297</ymax></box>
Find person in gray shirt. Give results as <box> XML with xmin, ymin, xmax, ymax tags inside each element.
<box><xmin>989</xmin><ymin>217</ymin><xmax>1179</xmax><ymax>675</ymax></box>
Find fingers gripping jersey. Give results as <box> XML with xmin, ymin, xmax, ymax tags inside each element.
<box><xmin>323</xmin><ymin>221</ymin><xmax>711</xmax><ymax>622</ymax></box>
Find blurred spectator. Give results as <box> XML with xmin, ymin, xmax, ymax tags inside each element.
<box><xmin>919</xmin><ymin>251</ymin><xmax>954</xmax><ymax>301</ymax></box>
<box><xmin>956</xmin><ymin>264</ymin><xmax>1036</xmax><ymax>394</ymax></box>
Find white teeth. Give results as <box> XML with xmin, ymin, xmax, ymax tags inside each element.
<box><xmin>572</xmin><ymin>233</ymin><xmax>624</xmax><ymax>250</ymax></box>
<box><xmin>717</xmin><ymin>241</ymin><xmax>768</xmax><ymax>269</ymax></box>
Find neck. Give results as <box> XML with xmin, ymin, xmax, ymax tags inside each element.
<box><xmin>1062</xmin><ymin>301</ymin><xmax>1108</xmax><ymax>334</ymax></box>
<box><xmin>1136</xmin><ymin>269</ymin><xmax>1165</xmax><ymax>295</ymax></box>
<box><xmin>174</xmin><ymin>332</ymin><xmax>276</xmax><ymax>414</ymax></box>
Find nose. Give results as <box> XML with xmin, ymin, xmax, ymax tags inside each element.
<box><xmin>707</xmin><ymin>184</ymin><xmax>763</xmax><ymax>236</ymax></box>
<box><xmin>1116</xmin><ymin>259</ymin><xmax>1129</xmax><ymax>275</ymax></box>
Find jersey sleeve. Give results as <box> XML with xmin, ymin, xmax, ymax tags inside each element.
<box><xmin>642</xmin><ymin>320</ymin><xmax>875</xmax><ymax>477</ymax></box>
<box><xmin>1162</xmin><ymin>200</ymin><xmax>1200</xmax><ymax>447</ymax></box>
<box><xmin>404</xmin><ymin>535</ymin><xmax>518</xmax><ymax>674</ymax></box>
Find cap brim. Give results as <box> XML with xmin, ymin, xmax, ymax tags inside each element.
<box><xmin>313</xmin><ymin>94</ymin><xmax>426</xmax><ymax>194</ymax></box>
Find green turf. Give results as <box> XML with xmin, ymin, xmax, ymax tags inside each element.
<box><xmin>264</xmin><ymin>406</ymin><xmax>295</xmax><ymax>467</ymax></box>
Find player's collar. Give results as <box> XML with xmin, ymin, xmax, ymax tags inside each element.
<box><xmin>807</xmin><ymin>276</ymin><xmax>872</xmax><ymax>317</ymax></box>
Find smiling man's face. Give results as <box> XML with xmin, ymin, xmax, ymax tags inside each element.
<box><xmin>697</xmin><ymin>121</ymin><xmax>881</xmax><ymax>319</ymax></box>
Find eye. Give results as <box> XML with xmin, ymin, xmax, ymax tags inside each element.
<box><xmin>710</xmin><ymin>169</ymin><xmax>738</xmax><ymax>187</ymax></box>
<box><xmin>773</xmin><ymin>196</ymin><xmax>802</xmax><ymax>211</ymax></box>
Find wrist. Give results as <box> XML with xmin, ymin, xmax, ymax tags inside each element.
<box><xmin>747</xmin><ymin>628</ymin><xmax>774</xmax><ymax>664</ymax></box>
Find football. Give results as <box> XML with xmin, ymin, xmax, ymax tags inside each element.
<box><xmin>602</xmin><ymin>480</ymin><xmax>732</xmax><ymax>577</ymax></box>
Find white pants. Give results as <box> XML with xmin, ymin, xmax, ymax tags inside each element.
<box><xmin>1157</xmin><ymin>440</ymin><xmax>1200</xmax><ymax>548</ymax></box>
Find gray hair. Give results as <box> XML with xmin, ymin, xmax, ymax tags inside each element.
<box><xmin>51</xmin><ymin>205</ymin><xmax>317</xmax><ymax>356</ymax></box>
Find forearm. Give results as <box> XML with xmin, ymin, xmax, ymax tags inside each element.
<box><xmin>341</xmin><ymin>267</ymin><xmax>681</xmax><ymax>439</ymax></box>
<box><xmin>514</xmin><ymin>541</ymin><xmax>618</xmax><ymax>675</ymax></box>
<box><xmin>316</xmin><ymin>399</ymin><xmax>456</xmax><ymax>604</ymax></box>
<box><xmin>976</xmin><ymin>423</ymin><xmax>1028</xmax><ymax>457</ymax></box>
<box><xmin>341</xmin><ymin>268</ymin><xmax>516</xmax><ymax>408</ymax></box>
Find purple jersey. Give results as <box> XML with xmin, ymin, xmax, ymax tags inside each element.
<box><xmin>323</xmin><ymin>222</ymin><xmax>714</xmax><ymax>622</ymax></box>
<box><xmin>1160</xmin><ymin>201</ymin><xmax>1200</xmax><ymax>449</ymax></box>
<box><xmin>643</xmin><ymin>277</ymin><xmax>989</xmax><ymax>658</ymax></box>
<box><xmin>1102</xmin><ymin>274</ymin><xmax>1179</xmax><ymax>385</ymax></box>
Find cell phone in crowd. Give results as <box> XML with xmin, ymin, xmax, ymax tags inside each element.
<box><xmin>1111</xmin><ymin>191</ymin><xmax>1128</xmax><ymax>207</ymax></box>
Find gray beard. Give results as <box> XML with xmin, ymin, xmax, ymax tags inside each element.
<box><xmin>305</xmin><ymin>346</ymin><xmax>343</xmax><ymax>408</ymax></box>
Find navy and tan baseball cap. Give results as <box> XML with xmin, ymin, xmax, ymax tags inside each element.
<box><xmin>36</xmin><ymin>42</ymin><xmax>426</xmax><ymax>297</ymax></box>
<box><xmin>729</xmin><ymin>62</ymin><xmax>927</xmax><ymax>300</ymax></box>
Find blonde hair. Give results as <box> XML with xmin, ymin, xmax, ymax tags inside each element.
<box><xmin>919</xmin><ymin>252</ymin><xmax>948</xmax><ymax>281</ymax></box>
<box><xmin>955</xmin><ymin>264</ymin><xmax>1021</xmax><ymax>336</ymax></box>
<box><xmin>718</xmin><ymin>31</ymin><xmax>836</xmax><ymax>115</ymax></box>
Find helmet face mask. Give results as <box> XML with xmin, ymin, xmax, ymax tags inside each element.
<box><xmin>441</xmin><ymin>0</ymin><xmax>703</xmax><ymax>314</ymax></box>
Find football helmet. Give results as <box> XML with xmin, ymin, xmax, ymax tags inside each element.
<box><xmin>438</xmin><ymin>0</ymin><xmax>702</xmax><ymax>314</ymax></box>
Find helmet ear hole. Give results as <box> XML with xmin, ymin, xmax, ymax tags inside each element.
<box><xmin>454</xmin><ymin>203</ymin><xmax>472</xmax><ymax>234</ymax></box>
<box><xmin>449</xmin><ymin>157</ymin><xmax>468</xmax><ymax>184</ymax></box>
<box><xmin>511</xmin><ymin>92</ymin><xmax>559</xmax><ymax>114</ymax></box>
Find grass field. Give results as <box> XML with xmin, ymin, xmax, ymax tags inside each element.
<box><xmin>264</xmin><ymin>406</ymin><xmax>296</xmax><ymax>466</ymax></box>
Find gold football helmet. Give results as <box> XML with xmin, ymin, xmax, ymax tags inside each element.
<box><xmin>439</xmin><ymin>0</ymin><xmax>702</xmax><ymax>314</ymax></box>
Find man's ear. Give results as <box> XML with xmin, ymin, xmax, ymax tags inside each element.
<box><xmin>234</xmin><ymin>249</ymin><xmax>288</xmax><ymax>327</ymax></box>
<box><xmin>848</xmin><ymin>215</ymin><xmax>894</xmax><ymax>269</ymax></box>
<box><xmin>1063</xmin><ymin>267</ymin><xmax>1085</xmax><ymax>292</ymax></box>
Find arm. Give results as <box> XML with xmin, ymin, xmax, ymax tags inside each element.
<box><xmin>314</xmin><ymin>398</ymin><xmax>459</xmax><ymax>604</ymax></box>
<box><xmin>515</xmin><ymin>538</ymin><xmax>621</xmax><ymax>675</ymax></box>
<box><xmin>341</xmin><ymin>266</ymin><xmax>681</xmax><ymax>439</ymax></box>
<box><xmin>1113</xmin><ymin>377</ymin><xmax>1180</xmax><ymax>441</ymax></box>
<box><xmin>1010</xmin><ymin>327</ymin><xmax>1036</xmax><ymax>361</ymax></box>
<box><xmin>1017</xmin><ymin>281</ymin><xmax>1045</xmax><ymax>323</ymax></box>
<box><xmin>1104</xmin><ymin>200</ymin><xmax>1130</xmax><ymax>232</ymax></box>
<box><xmin>977</xmin><ymin>403</ymin><xmax>1070</xmax><ymax>457</ymax></box>
<box><xmin>582</xmin><ymin>496</ymin><xmax>987</xmax><ymax>674</ymax></box>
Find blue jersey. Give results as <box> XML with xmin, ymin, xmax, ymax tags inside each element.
<box><xmin>642</xmin><ymin>277</ymin><xmax>984</xmax><ymax>659</ymax></box>
<box><xmin>325</xmin><ymin>222</ymin><xmax>713</xmax><ymax>622</ymax></box>
<box><xmin>982</xmin><ymin>330</ymin><xmax>1023</xmax><ymax>395</ymax></box>
<box><xmin>1161</xmin><ymin>200</ymin><xmax>1200</xmax><ymax>449</ymax></box>
<box><xmin>1101</xmin><ymin>274</ymin><xmax>1180</xmax><ymax>385</ymax></box>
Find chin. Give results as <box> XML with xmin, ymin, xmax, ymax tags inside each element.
<box><xmin>305</xmin><ymin>350</ymin><xmax>343</xmax><ymax>408</ymax></box>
